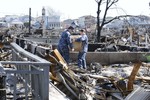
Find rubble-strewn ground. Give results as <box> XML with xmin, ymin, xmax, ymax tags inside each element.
<box><xmin>58</xmin><ymin>61</ymin><xmax>150</xmax><ymax>100</ymax></box>
<box><xmin>1</xmin><ymin>39</ymin><xmax>149</xmax><ymax>100</ymax></box>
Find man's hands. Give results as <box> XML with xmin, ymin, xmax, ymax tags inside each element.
<box><xmin>71</xmin><ymin>38</ymin><xmax>76</xmax><ymax>42</ymax></box>
<box><xmin>71</xmin><ymin>48</ymin><xmax>74</xmax><ymax>52</ymax></box>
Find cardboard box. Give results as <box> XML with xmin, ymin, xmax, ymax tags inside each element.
<box><xmin>73</xmin><ymin>41</ymin><xmax>82</xmax><ymax>51</ymax></box>
<box><xmin>70</xmin><ymin>35</ymin><xmax>82</xmax><ymax>51</ymax></box>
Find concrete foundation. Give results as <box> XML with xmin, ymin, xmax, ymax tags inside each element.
<box><xmin>70</xmin><ymin>52</ymin><xmax>149</xmax><ymax>65</ymax></box>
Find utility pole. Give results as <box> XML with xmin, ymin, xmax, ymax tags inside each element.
<box><xmin>29</xmin><ymin>8</ymin><xmax>31</xmax><ymax>34</ymax></box>
<box><xmin>42</xmin><ymin>7</ymin><xmax>46</xmax><ymax>37</ymax></box>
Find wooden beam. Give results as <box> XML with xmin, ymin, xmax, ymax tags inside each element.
<box><xmin>127</xmin><ymin>61</ymin><xmax>142</xmax><ymax>91</ymax></box>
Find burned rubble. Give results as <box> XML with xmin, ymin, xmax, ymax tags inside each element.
<box><xmin>93</xmin><ymin>34</ymin><xmax>150</xmax><ymax>52</ymax></box>
<box><xmin>0</xmin><ymin>32</ymin><xmax>150</xmax><ymax>100</ymax></box>
<box><xmin>10</xmin><ymin>36</ymin><xmax>150</xmax><ymax>100</ymax></box>
<box><xmin>39</xmin><ymin>49</ymin><xmax>149</xmax><ymax>100</ymax></box>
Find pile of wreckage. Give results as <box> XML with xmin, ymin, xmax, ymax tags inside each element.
<box><xmin>0</xmin><ymin>34</ymin><xmax>150</xmax><ymax>100</ymax></box>
<box><xmin>41</xmin><ymin>49</ymin><xmax>150</xmax><ymax>100</ymax></box>
<box><xmin>94</xmin><ymin>34</ymin><xmax>150</xmax><ymax>52</ymax></box>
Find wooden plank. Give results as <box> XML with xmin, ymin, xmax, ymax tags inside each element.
<box><xmin>127</xmin><ymin>61</ymin><xmax>142</xmax><ymax>91</ymax></box>
<box><xmin>51</xmin><ymin>49</ymin><xmax>67</xmax><ymax>64</ymax></box>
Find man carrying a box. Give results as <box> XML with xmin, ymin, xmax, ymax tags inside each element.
<box><xmin>75</xmin><ymin>29</ymin><xmax>88</xmax><ymax>69</ymax></box>
<box><xmin>57</xmin><ymin>26</ymin><xmax>74</xmax><ymax>64</ymax></box>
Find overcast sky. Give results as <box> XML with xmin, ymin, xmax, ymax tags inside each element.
<box><xmin>0</xmin><ymin>0</ymin><xmax>150</xmax><ymax>20</ymax></box>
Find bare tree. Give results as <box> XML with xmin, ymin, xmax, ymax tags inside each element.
<box><xmin>95</xmin><ymin>0</ymin><xmax>119</xmax><ymax>42</ymax></box>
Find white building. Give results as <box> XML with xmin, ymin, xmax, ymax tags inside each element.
<box><xmin>78</xmin><ymin>15</ymin><xmax>96</xmax><ymax>28</ymax></box>
<box><xmin>4</xmin><ymin>15</ymin><xmax>19</xmax><ymax>23</ymax></box>
<box><xmin>47</xmin><ymin>16</ymin><xmax>61</xmax><ymax>29</ymax></box>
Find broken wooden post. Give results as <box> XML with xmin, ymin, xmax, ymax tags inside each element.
<box><xmin>127</xmin><ymin>61</ymin><xmax>142</xmax><ymax>91</ymax></box>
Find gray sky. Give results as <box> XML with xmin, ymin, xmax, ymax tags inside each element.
<box><xmin>0</xmin><ymin>0</ymin><xmax>150</xmax><ymax>20</ymax></box>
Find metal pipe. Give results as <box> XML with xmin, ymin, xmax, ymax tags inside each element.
<box><xmin>1</xmin><ymin>61</ymin><xmax>50</xmax><ymax>65</ymax></box>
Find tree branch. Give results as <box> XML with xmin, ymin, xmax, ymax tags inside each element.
<box><xmin>104</xmin><ymin>15</ymin><xmax>137</xmax><ymax>25</ymax></box>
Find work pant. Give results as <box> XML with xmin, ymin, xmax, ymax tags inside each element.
<box><xmin>58</xmin><ymin>46</ymin><xmax>70</xmax><ymax>64</ymax></box>
<box><xmin>78</xmin><ymin>51</ymin><xmax>87</xmax><ymax>69</ymax></box>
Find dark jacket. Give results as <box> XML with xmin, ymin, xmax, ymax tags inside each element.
<box><xmin>58</xmin><ymin>30</ymin><xmax>73</xmax><ymax>51</ymax></box>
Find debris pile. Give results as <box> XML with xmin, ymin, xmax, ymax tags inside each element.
<box><xmin>94</xmin><ymin>35</ymin><xmax>150</xmax><ymax>52</ymax></box>
<box><xmin>1</xmin><ymin>39</ymin><xmax>149</xmax><ymax>100</ymax></box>
<box><xmin>45</xmin><ymin>49</ymin><xmax>150</xmax><ymax>100</ymax></box>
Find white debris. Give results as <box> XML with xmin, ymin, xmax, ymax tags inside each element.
<box><xmin>101</xmin><ymin>70</ymin><xmax>117</xmax><ymax>77</ymax></box>
<box><xmin>49</xmin><ymin>82</ymin><xmax>70</xmax><ymax>100</ymax></box>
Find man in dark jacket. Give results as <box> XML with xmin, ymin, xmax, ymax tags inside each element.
<box><xmin>57</xmin><ymin>26</ymin><xmax>74</xmax><ymax>64</ymax></box>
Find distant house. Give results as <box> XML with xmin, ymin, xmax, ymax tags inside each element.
<box><xmin>47</xmin><ymin>16</ymin><xmax>61</xmax><ymax>29</ymax></box>
<box><xmin>78</xmin><ymin>15</ymin><xmax>96</xmax><ymax>28</ymax></box>
<box><xmin>10</xmin><ymin>19</ymin><xmax>24</xmax><ymax>28</ymax></box>
<box><xmin>0</xmin><ymin>22</ymin><xmax>7</xmax><ymax>28</ymax></box>
<box><xmin>32</xmin><ymin>21</ymin><xmax>41</xmax><ymax>29</ymax></box>
<box><xmin>19</xmin><ymin>15</ymin><xmax>34</xmax><ymax>23</ymax></box>
<box><xmin>4</xmin><ymin>15</ymin><xmax>19</xmax><ymax>23</ymax></box>
<box><xmin>35</xmin><ymin>15</ymin><xmax>61</xmax><ymax>30</ymax></box>
<box><xmin>61</xmin><ymin>19</ymin><xmax>74</xmax><ymax>29</ymax></box>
